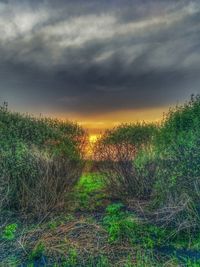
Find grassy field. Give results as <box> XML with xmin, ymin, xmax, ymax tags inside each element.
<box><xmin>1</xmin><ymin>96</ymin><xmax>200</xmax><ymax>266</ymax></box>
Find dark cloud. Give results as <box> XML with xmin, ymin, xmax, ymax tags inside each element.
<box><xmin>0</xmin><ymin>0</ymin><xmax>200</xmax><ymax>117</ymax></box>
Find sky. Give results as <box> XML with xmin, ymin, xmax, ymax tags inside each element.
<box><xmin>0</xmin><ymin>0</ymin><xmax>200</xmax><ymax>133</ymax></box>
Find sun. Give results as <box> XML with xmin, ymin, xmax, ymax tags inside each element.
<box><xmin>89</xmin><ymin>134</ymin><xmax>99</xmax><ymax>144</ymax></box>
<box><xmin>86</xmin><ymin>134</ymin><xmax>100</xmax><ymax>158</ymax></box>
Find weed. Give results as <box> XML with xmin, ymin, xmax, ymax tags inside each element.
<box><xmin>2</xmin><ymin>223</ymin><xmax>18</xmax><ymax>240</ymax></box>
<box><xmin>103</xmin><ymin>203</ymin><xmax>137</xmax><ymax>243</ymax></box>
<box><xmin>103</xmin><ymin>203</ymin><xmax>167</xmax><ymax>248</ymax></box>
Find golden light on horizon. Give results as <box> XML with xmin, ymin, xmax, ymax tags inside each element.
<box><xmin>41</xmin><ymin>105</ymin><xmax>170</xmax><ymax>135</ymax></box>
<box><xmin>77</xmin><ymin>106</ymin><xmax>167</xmax><ymax>134</ymax></box>
<box><xmin>85</xmin><ymin>134</ymin><xmax>101</xmax><ymax>158</ymax></box>
<box><xmin>89</xmin><ymin>134</ymin><xmax>100</xmax><ymax>144</ymax></box>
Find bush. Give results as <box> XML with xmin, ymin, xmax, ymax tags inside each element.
<box><xmin>133</xmin><ymin>149</ymin><xmax>157</xmax><ymax>198</ymax></box>
<box><xmin>152</xmin><ymin>95</ymin><xmax>200</xmax><ymax>232</ymax></box>
<box><xmin>1</xmin><ymin>148</ymin><xmax>83</xmax><ymax>217</ymax></box>
<box><xmin>0</xmin><ymin>107</ymin><xmax>86</xmax><ymax>218</ymax></box>
<box><xmin>0</xmin><ymin>108</ymin><xmax>86</xmax><ymax>159</ymax></box>
<box><xmin>94</xmin><ymin>123</ymin><xmax>157</xmax><ymax>199</ymax></box>
<box><xmin>94</xmin><ymin>95</ymin><xmax>200</xmax><ymax>236</ymax></box>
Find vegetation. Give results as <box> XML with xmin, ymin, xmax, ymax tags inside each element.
<box><xmin>1</xmin><ymin>96</ymin><xmax>200</xmax><ymax>266</ymax></box>
<box><xmin>2</xmin><ymin>223</ymin><xmax>18</xmax><ymax>241</ymax></box>
<box><xmin>152</xmin><ymin>95</ymin><xmax>200</xmax><ymax>233</ymax></box>
<box><xmin>93</xmin><ymin>123</ymin><xmax>157</xmax><ymax>198</ymax></box>
<box><xmin>0</xmin><ymin>105</ymin><xmax>86</xmax><ymax>217</ymax></box>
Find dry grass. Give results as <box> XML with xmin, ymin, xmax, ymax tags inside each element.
<box><xmin>19</xmin><ymin>216</ymin><xmax>137</xmax><ymax>266</ymax></box>
<box><xmin>126</xmin><ymin>194</ymin><xmax>200</xmax><ymax>239</ymax></box>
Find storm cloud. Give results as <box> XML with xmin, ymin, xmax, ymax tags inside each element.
<box><xmin>0</xmin><ymin>0</ymin><xmax>200</xmax><ymax>116</ymax></box>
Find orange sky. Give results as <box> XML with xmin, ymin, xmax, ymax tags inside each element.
<box><xmin>55</xmin><ymin>106</ymin><xmax>168</xmax><ymax>134</ymax></box>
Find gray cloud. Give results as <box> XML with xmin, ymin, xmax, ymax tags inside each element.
<box><xmin>0</xmin><ymin>0</ymin><xmax>200</xmax><ymax>116</ymax></box>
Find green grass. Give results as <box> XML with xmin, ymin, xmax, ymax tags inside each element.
<box><xmin>70</xmin><ymin>173</ymin><xmax>108</xmax><ymax>211</ymax></box>
<box><xmin>77</xmin><ymin>173</ymin><xmax>105</xmax><ymax>193</ymax></box>
<box><xmin>102</xmin><ymin>203</ymin><xmax>168</xmax><ymax>248</ymax></box>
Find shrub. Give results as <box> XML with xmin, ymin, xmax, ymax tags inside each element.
<box><xmin>0</xmin><ymin>108</ymin><xmax>86</xmax><ymax>159</ymax></box>
<box><xmin>94</xmin><ymin>123</ymin><xmax>157</xmax><ymax>198</ymax></box>
<box><xmin>152</xmin><ymin>95</ymin><xmax>200</xmax><ymax>233</ymax></box>
<box><xmin>132</xmin><ymin>149</ymin><xmax>157</xmax><ymax>198</ymax></box>
<box><xmin>0</xmin><ymin>107</ymin><xmax>86</xmax><ymax>218</ymax></box>
<box><xmin>2</xmin><ymin>148</ymin><xmax>83</xmax><ymax>216</ymax></box>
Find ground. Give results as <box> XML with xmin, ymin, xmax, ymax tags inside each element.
<box><xmin>1</xmin><ymin>173</ymin><xmax>200</xmax><ymax>267</ymax></box>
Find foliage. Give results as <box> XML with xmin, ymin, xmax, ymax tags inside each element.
<box><xmin>77</xmin><ymin>173</ymin><xmax>105</xmax><ymax>193</ymax></box>
<box><xmin>0</xmin><ymin>108</ymin><xmax>86</xmax><ymax>159</ymax></box>
<box><xmin>103</xmin><ymin>203</ymin><xmax>167</xmax><ymax>248</ymax></box>
<box><xmin>0</xmin><ymin>107</ymin><xmax>86</xmax><ymax>217</ymax></box>
<box><xmin>132</xmin><ymin>148</ymin><xmax>157</xmax><ymax>198</ymax></box>
<box><xmin>95</xmin><ymin>95</ymin><xmax>200</xmax><ymax>235</ymax></box>
<box><xmin>94</xmin><ymin>123</ymin><xmax>157</xmax><ymax>198</ymax></box>
<box><xmin>2</xmin><ymin>223</ymin><xmax>18</xmax><ymax>240</ymax></box>
<box><xmin>133</xmin><ymin>251</ymin><xmax>164</xmax><ymax>267</ymax></box>
<box><xmin>1</xmin><ymin>209</ymin><xmax>198</xmax><ymax>266</ymax></box>
<box><xmin>103</xmin><ymin>203</ymin><xmax>131</xmax><ymax>243</ymax></box>
<box><xmin>101</xmin><ymin>123</ymin><xmax>157</xmax><ymax>147</ymax></box>
<box><xmin>185</xmin><ymin>259</ymin><xmax>200</xmax><ymax>267</ymax></box>
<box><xmin>152</xmin><ymin>95</ymin><xmax>200</xmax><ymax>233</ymax></box>
<box><xmin>1</xmin><ymin>147</ymin><xmax>84</xmax><ymax>217</ymax></box>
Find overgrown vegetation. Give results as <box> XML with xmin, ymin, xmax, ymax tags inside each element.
<box><xmin>94</xmin><ymin>123</ymin><xmax>157</xmax><ymax>198</ymax></box>
<box><xmin>94</xmin><ymin>95</ymin><xmax>200</xmax><ymax>237</ymax></box>
<box><xmin>1</xmin><ymin>96</ymin><xmax>200</xmax><ymax>266</ymax></box>
<box><xmin>152</xmin><ymin>95</ymin><xmax>200</xmax><ymax>233</ymax></box>
<box><xmin>0</xmin><ymin>104</ymin><xmax>86</xmax><ymax>218</ymax></box>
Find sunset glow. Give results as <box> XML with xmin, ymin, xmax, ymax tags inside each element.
<box><xmin>89</xmin><ymin>134</ymin><xmax>100</xmax><ymax>144</ymax></box>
